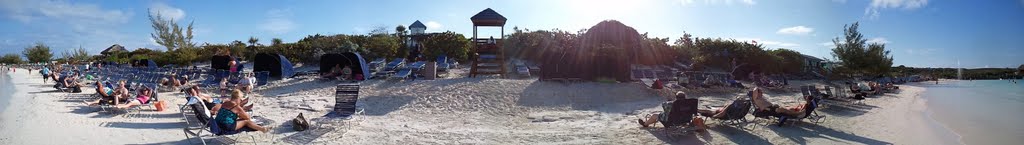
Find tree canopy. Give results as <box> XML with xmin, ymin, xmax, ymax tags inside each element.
<box><xmin>0</xmin><ymin>54</ymin><xmax>23</xmax><ymax>64</ymax></box>
<box><xmin>422</xmin><ymin>31</ymin><xmax>472</xmax><ymax>61</ymax></box>
<box><xmin>22</xmin><ymin>43</ymin><xmax>53</xmax><ymax>63</ymax></box>
<box><xmin>831</xmin><ymin>22</ymin><xmax>893</xmax><ymax>76</ymax></box>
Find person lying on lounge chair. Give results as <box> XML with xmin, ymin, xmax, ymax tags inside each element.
<box><xmin>637</xmin><ymin>91</ymin><xmax>706</xmax><ymax>130</ymax></box>
<box><xmin>115</xmin><ymin>86</ymin><xmax>152</xmax><ymax>109</ymax></box>
<box><xmin>210</xmin><ymin>89</ymin><xmax>271</xmax><ymax>133</ymax></box>
<box><xmin>774</xmin><ymin>95</ymin><xmax>814</xmax><ymax>118</ymax></box>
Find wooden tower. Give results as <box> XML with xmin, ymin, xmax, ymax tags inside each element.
<box><xmin>469</xmin><ymin>8</ymin><xmax>507</xmax><ymax>77</ymax></box>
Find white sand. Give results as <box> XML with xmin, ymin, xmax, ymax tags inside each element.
<box><xmin>0</xmin><ymin>68</ymin><xmax>953</xmax><ymax>144</ymax></box>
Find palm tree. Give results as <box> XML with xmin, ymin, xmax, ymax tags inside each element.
<box><xmin>248</xmin><ymin>36</ymin><xmax>260</xmax><ymax>47</ymax></box>
<box><xmin>271</xmin><ymin>38</ymin><xmax>283</xmax><ymax>46</ymax></box>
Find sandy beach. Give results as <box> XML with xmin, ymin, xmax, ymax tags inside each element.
<box><xmin>0</xmin><ymin>68</ymin><xmax>956</xmax><ymax>144</ymax></box>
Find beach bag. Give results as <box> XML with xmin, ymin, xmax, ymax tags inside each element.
<box><xmin>292</xmin><ymin>113</ymin><xmax>310</xmax><ymax>131</ymax></box>
<box><xmin>154</xmin><ymin>101</ymin><xmax>166</xmax><ymax>112</ymax></box>
<box><xmin>692</xmin><ymin>117</ymin><xmax>707</xmax><ymax>132</ymax></box>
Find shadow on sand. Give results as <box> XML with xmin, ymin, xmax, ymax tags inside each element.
<box><xmin>819</xmin><ymin>102</ymin><xmax>879</xmax><ymax>117</ymax></box>
<box><xmin>643</xmin><ymin>127</ymin><xmax>713</xmax><ymax>145</ymax></box>
<box><xmin>767</xmin><ymin>122</ymin><xmax>891</xmax><ymax>145</ymax></box>
<box><xmin>516</xmin><ymin>81</ymin><xmax>662</xmax><ymax>114</ymax></box>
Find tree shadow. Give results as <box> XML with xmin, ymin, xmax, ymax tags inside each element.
<box><xmin>359</xmin><ymin>95</ymin><xmax>416</xmax><ymax>116</ymax></box>
<box><xmin>258</xmin><ymin>79</ymin><xmax>335</xmax><ymax>97</ymax></box>
<box><xmin>100</xmin><ymin>122</ymin><xmax>182</xmax><ymax>129</ymax></box>
<box><xmin>708</xmin><ymin>125</ymin><xmax>772</xmax><ymax>145</ymax></box>
<box><xmin>28</xmin><ymin>89</ymin><xmax>63</xmax><ymax>94</ymax></box>
<box><xmin>643</xmin><ymin>127</ymin><xmax>711</xmax><ymax>145</ymax></box>
<box><xmin>767</xmin><ymin>122</ymin><xmax>892</xmax><ymax>145</ymax></box>
<box><xmin>819</xmin><ymin>102</ymin><xmax>878</xmax><ymax>117</ymax></box>
<box><xmin>516</xmin><ymin>81</ymin><xmax>661</xmax><ymax>114</ymax></box>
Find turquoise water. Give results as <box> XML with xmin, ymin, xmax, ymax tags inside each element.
<box><xmin>916</xmin><ymin>80</ymin><xmax>1024</xmax><ymax>145</ymax></box>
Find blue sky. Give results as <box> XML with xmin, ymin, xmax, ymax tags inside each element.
<box><xmin>0</xmin><ymin>0</ymin><xmax>1022</xmax><ymax>68</ymax></box>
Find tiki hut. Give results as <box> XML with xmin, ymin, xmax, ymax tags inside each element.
<box><xmin>539</xmin><ymin>20</ymin><xmax>672</xmax><ymax>82</ymax></box>
<box><xmin>100</xmin><ymin>44</ymin><xmax>127</xmax><ymax>55</ymax></box>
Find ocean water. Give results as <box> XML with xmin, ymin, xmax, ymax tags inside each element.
<box><xmin>915</xmin><ymin>80</ymin><xmax>1024</xmax><ymax>145</ymax></box>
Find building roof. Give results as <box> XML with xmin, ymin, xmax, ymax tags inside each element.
<box><xmin>470</xmin><ymin>8</ymin><xmax>507</xmax><ymax>26</ymax></box>
<box><xmin>409</xmin><ymin>20</ymin><xmax>426</xmax><ymax>29</ymax></box>
<box><xmin>100</xmin><ymin>44</ymin><xmax>127</xmax><ymax>55</ymax></box>
<box><xmin>801</xmin><ymin>54</ymin><xmax>825</xmax><ymax>62</ymax></box>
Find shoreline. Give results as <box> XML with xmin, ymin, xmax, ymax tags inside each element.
<box><xmin>0</xmin><ymin>68</ymin><xmax>968</xmax><ymax>144</ymax></box>
<box><xmin>912</xmin><ymin>80</ymin><xmax>1023</xmax><ymax>145</ymax></box>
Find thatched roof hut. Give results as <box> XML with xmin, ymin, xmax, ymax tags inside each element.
<box><xmin>100</xmin><ymin>44</ymin><xmax>127</xmax><ymax>55</ymax></box>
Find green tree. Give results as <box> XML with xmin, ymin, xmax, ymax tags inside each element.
<box><xmin>422</xmin><ymin>31</ymin><xmax>472</xmax><ymax>61</ymax></box>
<box><xmin>22</xmin><ymin>43</ymin><xmax>53</xmax><ymax>63</ymax></box>
<box><xmin>0</xmin><ymin>53</ymin><xmax>24</xmax><ymax>64</ymax></box>
<box><xmin>830</xmin><ymin>22</ymin><xmax>893</xmax><ymax>76</ymax></box>
<box><xmin>768</xmin><ymin>48</ymin><xmax>804</xmax><ymax>74</ymax></box>
<box><xmin>149</xmin><ymin>10</ymin><xmax>195</xmax><ymax>51</ymax></box>
<box><xmin>61</xmin><ymin>46</ymin><xmax>91</xmax><ymax>64</ymax></box>
<box><xmin>395</xmin><ymin>25</ymin><xmax>407</xmax><ymax>37</ymax></box>
<box><xmin>271</xmin><ymin>38</ymin><xmax>283</xmax><ymax>46</ymax></box>
<box><xmin>363</xmin><ymin>34</ymin><xmax>400</xmax><ymax>59</ymax></box>
<box><xmin>248</xmin><ymin>37</ymin><xmax>260</xmax><ymax>47</ymax></box>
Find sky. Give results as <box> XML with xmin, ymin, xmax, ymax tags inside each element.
<box><xmin>0</xmin><ymin>0</ymin><xmax>1022</xmax><ymax>68</ymax></box>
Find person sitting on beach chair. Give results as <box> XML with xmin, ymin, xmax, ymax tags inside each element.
<box><xmin>161</xmin><ymin>74</ymin><xmax>187</xmax><ymax>88</ymax></box>
<box><xmin>236</xmin><ymin>73</ymin><xmax>254</xmax><ymax>93</ymax></box>
<box><xmin>84</xmin><ymin>82</ymin><xmax>124</xmax><ymax>106</ymax></box>
<box><xmin>115</xmin><ymin>85</ymin><xmax>152</xmax><ymax>109</ymax></box>
<box><xmin>749</xmin><ymin>87</ymin><xmax>777</xmax><ymax>112</ymax></box>
<box><xmin>637</xmin><ymin>91</ymin><xmax>707</xmax><ymax>131</ymax></box>
<box><xmin>322</xmin><ymin>64</ymin><xmax>345</xmax><ymax>79</ymax></box>
<box><xmin>209</xmin><ymin>89</ymin><xmax>271</xmax><ymax>133</ymax></box>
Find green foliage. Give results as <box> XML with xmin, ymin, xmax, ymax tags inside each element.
<box><xmin>363</xmin><ymin>34</ymin><xmax>400</xmax><ymax>59</ymax></box>
<box><xmin>422</xmin><ymin>31</ymin><xmax>472</xmax><ymax>61</ymax></box>
<box><xmin>502</xmin><ymin>28</ymin><xmax>579</xmax><ymax>62</ymax></box>
<box><xmin>768</xmin><ymin>48</ymin><xmax>804</xmax><ymax>74</ymax></box>
<box><xmin>0</xmin><ymin>53</ymin><xmax>24</xmax><ymax>64</ymax></box>
<box><xmin>60</xmin><ymin>47</ymin><xmax>92</xmax><ymax>64</ymax></box>
<box><xmin>830</xmin><ymin>22</ymin><xmax>893</xmax><ymax>76</ymax></box>
<box><xmin>148</xmin><ymin>11</ymin><xmax>195</xmax><ymax>52</ymax></box>
<box><xmin>271</xmin><ymin>38</ymin><xmax>283</xmax><ymax>46</ymax></box>
<box><xmin>22</xmin><ymin>43</ymin><xmax>53</xmax><ymax>63</ymax></box>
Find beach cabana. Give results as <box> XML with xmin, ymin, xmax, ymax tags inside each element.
<box><xmin>210</xmin><ymin>55</ymin><xmax>233</xmax><ymax>70</ymax></box>
<box><xmin>132</xmin><ymin>59</ymin><xmax>157</xmax><ymax>68</ymax></box>
<box><xmin>319</xmin><ymin>52</ymin><xmax>371</xmax><ymax>81</ymax></box>
<box><xmin>253</xmin><ymin>53</ymin><xmax>295</xmax><ymax>79</ymax></box>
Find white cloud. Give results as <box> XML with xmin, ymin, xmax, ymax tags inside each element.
<box><xmin>820</xmin><ymin>42</ymin><xmax>836</xmax><ymax>48</ymax></box>
<box><xmin>0</xmin><ymin>0</ymin><xmax>146</xmax><ymax>54</ymax></box>
<box><xmin>864</xmin><ymin>0</ymin><xmax>929</xmax><ymax>19</ymax></box>
<box><xmin>777</xmin><ymin>26</ymin><xmax>814</xmax><ymax>35</ymax></box>
<box><xmin>741</xmin><ymin>0</ymin><xmax>756</xmax><ymax>5</ymax></box>
<box><xmin>735</xmin><ymin>38</ymin><xmax>800</xmax><ymax>48</ymax></box>
<box><xmin>425</xmin><ymin>21</ymin><xmax>443</xmax><ymax>32</ymax></box>
<box><xmin>680</xmin><ymin>0</ymin><xmax>756</xmax><ymax>6</ymax></box>
<box><xmin>261</xmin><ymin>9</ymin><xmax>296</xmax><ymax>34</ymax></box>
<box><xmin>149</xmin><ymin>2</ymin><xmax>185</xmax><ymax>21</ymax></box>
<box><xmin>867</xmin><ymin>37</ymin><xmax>889</xmax><ymax>44</ymax></box>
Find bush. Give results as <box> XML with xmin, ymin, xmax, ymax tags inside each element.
<box><xmin>422</xmin><ymin>31</ymin><xmax>472</xmax><ymax>61</ymax></box>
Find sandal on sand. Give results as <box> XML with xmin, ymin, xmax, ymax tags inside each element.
<box><xmin>637</xmin><ymin>119</ymin><xmax>648</xmax><ymax>128</ymax></box>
